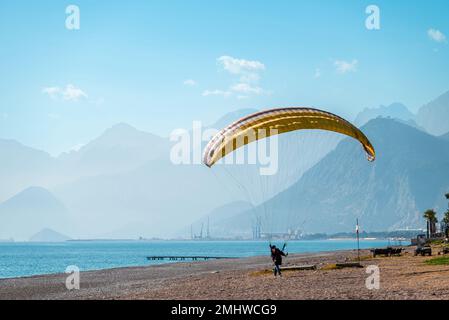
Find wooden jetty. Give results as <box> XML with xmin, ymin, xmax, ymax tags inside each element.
<box><xmin>282</xmin><ymin>264</ymin><xmax>317</xmax><ymax>271</ymax></box>
<box><xmin>147</xmin><ymin>256</ymin><xmax>236</xmax><ymax>261</ymax></box>
<box><xmin>335</xmin><ymin>262</ymin><xmax>363</xmax><ymax>269</ymax></box>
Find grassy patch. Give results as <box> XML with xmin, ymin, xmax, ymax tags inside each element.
<box><xmin>424</xmin><ymin>256</ymin><xmax>449</xmax><ymax>266</ymax></box>
<box><xmin>249</xmin><ymin>269</ymin><xmax>272</xmax><ymax>277</ymax></box>
<box><xmin>320</xmin><ymin>263</ymin><xmax>339</xmax><ymax>271</ymax></box>
<box><xmin>350</xmin><ymin>255</ymin><xmax>373</xmax><ymax>262</ymax></box>
<box><xmin>249</xmin><ymin>267</ymin><xmax>306</xmax><ymax>276</ymax></box>
<box><xmin>429</xmin><ymin>239</ymin><xmax>445</xmax><ymax>245</ymax></box>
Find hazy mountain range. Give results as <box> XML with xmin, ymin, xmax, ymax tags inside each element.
<box><xmin>0</xmin><ymin>187</ymin><xmax>70</xmax><ymax>240</ymax></box>
<box><xmin>0</xmin><ymin>90</ymin><xmax>448</xmax><ymax>240</ymax></box>
<box><xmin>0</xmin><ymin>110</ymin><xmax>261</xmax><ymax>240</ymax></box>
<box><xmin>355</xmin><ymin>91</ymin><xmax>449</xmax><ymax>137</ymax></box>
<box><xmin>417</xmin><ymin>90</ymin><xmax>449</xmax><ymax>136</ymax></box>
<box><xmin>29</xmin><ymin>228</ymin><xmax>71</xmax><ymax>242</ymax></box>
<box><xmin>355</xmin><ymin>102</ymin><xmax>415</xmax><ymax>127</ymax></box>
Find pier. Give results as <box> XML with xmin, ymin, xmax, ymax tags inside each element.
<box><xmin>147</xmin><ymin>256</ymin><xmax>236</xmax><ymax>261</ymax></box>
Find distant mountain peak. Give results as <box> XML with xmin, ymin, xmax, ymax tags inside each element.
<box><xmin>361</xmin><ymin>117</ymin><xmax>436</xmax><ymax>146</ymax></box>
<box><xmin>0</xmin><ymin>138</ymin><xmax>53</xmax><ymax>158</ymax></box>
<box><xmin>430</xmin><ymin>89</ymin><xmax>449</xmax><ymax>102</ymax></box>
<box><xmin>417</xmin><ymin>89</ymin><xmax>449</xmax><ymax>136</ymax></box>
<box><xmin>21</xmin><ymin>186</ymin><xmax>53</xmax><ymax>195</ymax></box>
<box><xmin>29</xmin><ymin>228</ymin><xmax>71</xmax><ymax>242</ymax></box>
<box><xmin>100</xmin><ymin>122</ymin><xmax>144</xmax><ymax>139</ymax></box>
<box><xmin>2</xmin><ymin>186</ymin><xmax>65</xmax><ymax>208</ymax></box>
<box><xmin>106</xmin><ymin>122</ymin><xmax>138</xmax><ymax>132</ymax></box>
<box><xmin>0</xmin><ymin>187</ymin><xmax>69</xmax><ymax>241</ymax></box>
<box><xmin>76</xmin><ymin>122</ymin><xmax>166</xmax><ymax>153</ymax></box>
<box><xmin>362</xmin><ymin>116</ymin><xmax>416</xmax><ymax>131</ymax></box>
<box><xmin>355</xmin><ymin>102</ymin><xmax>415</xmax><ymax>127</ymax></box>
<box><xmin>104</xmin><ymin>122</ymin><xmax>165</xmax><ymax>139</ymax></box>
<box><xmin>362</xmin><ymin>102</ymin><xmax>410</xmax><ymax>113</ymax></box>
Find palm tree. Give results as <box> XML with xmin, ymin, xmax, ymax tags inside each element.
<box><xmin>445</xmin><ymin>192</ymin><xmax>449</xmax><ymax>210</ymax></box>
<box><xmin>443</xmin><ymin>209</ymin><xmax>449</xmax><ymax>238</ymax></box>
<box><xmin>438</xmin><ymin>194</ymin><xmax>449</xmax><ymax>238</ymax></box>
<box><xmin>424</xmin><ymin>209</ymin><xmax>438</xmax><ymax>222</ymax></box>
<box><xmin>424</xmin><ymin>209</ymin><xmax>438</xmax><ymax>238</ymax></box>
<box><xmin>443</xmin><ymin>210</ymin><xmax>449</xmax><ymax>224</ymax></box>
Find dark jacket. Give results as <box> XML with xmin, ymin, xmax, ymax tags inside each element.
<box><xmin>271</xmin><ymin>248</ymin><xmax>286</xmax><ymax>265</ymax></box>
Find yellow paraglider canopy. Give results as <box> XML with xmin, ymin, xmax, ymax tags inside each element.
<box><xmin>203</xmin><ymin>107</ymin><xmax>375</xmax><ymax>167</ymax></box>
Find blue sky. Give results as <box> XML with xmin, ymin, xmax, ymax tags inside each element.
<box><xmin>0</xmin><ymin>0</ymin><xmax>448</xmax><ymax>155</ymax></box>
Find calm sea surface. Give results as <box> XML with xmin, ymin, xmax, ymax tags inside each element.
<box><xmin>0</xmin><ymin>239</ymin><xmax>408</xmax><ymax>279</ymax></box>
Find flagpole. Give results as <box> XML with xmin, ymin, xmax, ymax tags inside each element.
<box><xmin>356</xmin><ymin>218</ymin><xmax>360</xmax><ymax>263</ymax></box>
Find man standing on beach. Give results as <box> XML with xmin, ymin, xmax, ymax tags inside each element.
<box><xmin>270</xmin><ymin>245</ymin><xmax>287</xmax><ymax>277</ymax></box>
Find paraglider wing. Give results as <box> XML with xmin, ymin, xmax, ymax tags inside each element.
<box><xmin>203</xmin><ymin>107</ymin><xmax>375</xmax><ymax>167</ymax></box>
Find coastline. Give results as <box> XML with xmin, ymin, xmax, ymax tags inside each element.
<box><xmin>1</xmin><ymin>246</ymin><xmax>449</xmax><ymax>300</ymax></box>
<box><xmin>0</xmin><ymin>239</ymin><xmax>396</xmax><ymax>280</ymax></box>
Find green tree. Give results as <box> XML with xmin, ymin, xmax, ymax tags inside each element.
<box><xmin>424</xmin><ymin>209</ymin><xmax>438</xmax><ymax>238</ymax></box>
<box><xmin>424</xmin><ymin>209</ymin><xmax>438</xmax><ymax>222</ymax></box>
<box><xmin>443</xmin><ymin>197</ymin><xmax>449</xmax><ymax>237</ymax></box>
<box><xmin>443</xmin><ymin>210</ymin><xmax>449</xmax><ymax>225</ymax></box>
<box><xmin>443</xmin><ymin>194</ymin><xmax>449</xmax><ymax>238</ymax></box>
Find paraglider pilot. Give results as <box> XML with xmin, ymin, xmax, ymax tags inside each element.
<box><xmin>270</xmin><ymin>244</ymin><xmax>287</xmax><ymax>277</ymax></box>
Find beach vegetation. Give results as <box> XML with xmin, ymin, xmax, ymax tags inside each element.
<box><xmin>350</xmin><ymin>255</ymin><xmax>373</xmax><ymax>262</ymax></box>
<box><xmin>424</xmin><ymin>256</ymin><xmax>449</xmax><ymax>266</ymax></box>
<box><xmin>428</xmin><ymin>239</ymin><xmax>445</xmax><ymax>245</ymax></box>
<box><xmin>249</xmin><ymin>270</ymin><xmax>273</xmax><ymax>277</ymax></box>
<box><xmin>320</xmin><ymin>263</ymin><xmax>339</xmax><ymax>270</ymax></box>
<box><xmin>423</xmin><ymin>209</ymin><xmax>438</xmax><ymax>223</ymax></box>
<box><xmin>423</xmin><ymin>209</ymin><xmax>438</xmax><ymax>237</ymax></box>
<box><xmin>443</xmin><ymin>210</ymin><xmax>449</xmax><ymax>225</ymax></box>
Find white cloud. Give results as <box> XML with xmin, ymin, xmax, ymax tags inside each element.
<box><xmin>334</xmin><ymin>59</ymin><xmax>358</xmax><ymax>74</ymax></box>
<box><xmin>202</xmin><ymin>89</ymin><xmax>231</xmax><ymax>97</ymax></box>
<box><xmin>202</xmin><ymin>55</ymin><xmax>268</xmax><ymax>99</ymax></box>
<box><xmin>42</xmin><ymin>87</ymin><xmax>61</xmax><ymax>100</ymax></box>
<box><xmin>42</xmin><ymin>84</ymin><xmax>88</xmax><ymax>101</ymax></box>
<box><xmin>183</xmin><ymin>79</ymin><xmax>197</xmax><ymax>86</ymax></box>
<box><xmin>428</xmin><ymin>28</ymin><xmax>446</xmax><ymax>43</ymax></box>
<box><xmin>62</xmin><ymin>84</ymin><xmax>88</xmax><ymax>101</ymax></box>
<box><xmin>217</xmin><ymin>56</ymin><xmax>265</xmax><ymax>74</ymax></box>
<box><xmin>239</xmin><ymin>73</ymin><xmax>261</xmax><ymax>83</ymax></box>
<box><xmin>314</xmin><ymin>68</ymin><xmax>321</xmax><ymax>79</ymax></box>
<box><xmin>230</xmin><ymin>83</ymin><xmax>263</xmax><ymax>95</ymax></box>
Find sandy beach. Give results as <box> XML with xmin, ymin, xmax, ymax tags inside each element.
<box><xmin>1</xmin><ymin>246</ymin><xmax>449</xmax><ymax>300</ymax></box>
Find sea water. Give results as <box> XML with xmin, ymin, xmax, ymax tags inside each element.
<box><xmin>0</xmin><ymin>239</ymin><xmax>407</xmax><ymax>279</ymax></box>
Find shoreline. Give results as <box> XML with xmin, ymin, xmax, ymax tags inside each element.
<box><xmin>0</xmin><ymin>249</ymin><xmax>344</xmax><ymax>281</ymax></box>
<box><xmin>0</xmin><ymin>239</ymin><xmax>400</xmax><ymax>280</ymax></box>
<box><xmin>0</xmin><ymin>243</ymin><xmax>399</xmax><ymax>281</ymax></box>
<box><xmin>2</xmin><ymin>246</ymin><xmax>449</xmax><ymax>300</ymax></box>
<box><xmin>0</xmin><ymin>237</ymin><xmax>410</xmax><ymax>243</ymax></box>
